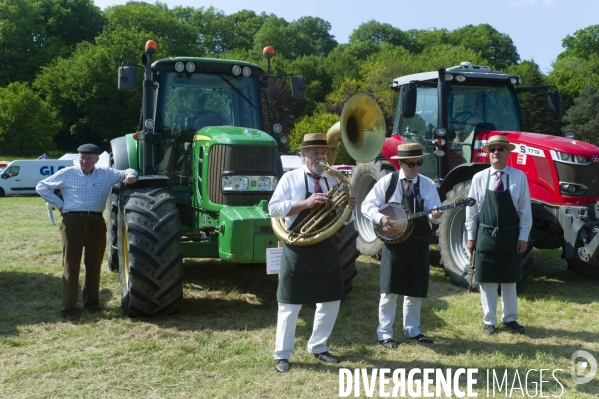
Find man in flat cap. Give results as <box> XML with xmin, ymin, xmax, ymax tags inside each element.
<box><xmin>466</xmin><ymin>135</ymin><xmax>532</xmax><ymax>334</ymax></box>
<box><xmin>37</xmin><ymin>144</ymin><xmax>137</xmax><ymax>320</ymax></box>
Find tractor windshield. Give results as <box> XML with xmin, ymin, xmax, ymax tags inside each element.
<box><xmin>157</xmin><ymin>71</ymin><xmax>263</xmax><ymax>132</ymax></box>
<box><xmin>448</xmin><ymin>84</ymin><xmax>521</xmax><ymax>142</ymax></box>
<box><xmin>396</xmin><ymin>82</ymin><xmax>522</xmax><ymax>182</ymax></box>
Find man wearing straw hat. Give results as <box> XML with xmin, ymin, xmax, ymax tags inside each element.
<box><xmin>268</xmin><ymin>133</ymin><xmax>356</xmax><ymax>373</ymax></box>
<box><xmin>362</xmin><ymin>142</ymin><xmax>443</xmax><ymax>348</ymax></box>
<box><xmin>466</xmin><ymin>134</ymin><xmax>532</xmax><ymax>334</ymax></box>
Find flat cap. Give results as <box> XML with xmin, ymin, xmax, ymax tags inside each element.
<box><xmin>77</xmin><ymin>144</ymin><xmax>101</xmax><ymax>155</ymax></box>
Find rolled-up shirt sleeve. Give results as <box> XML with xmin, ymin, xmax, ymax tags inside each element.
<box><xmin>36</xmin><ymin>171</ymin><xmax>67</xmax><ymax>210</ymax></box>
<box><xmin>268</xmin><ymin>172</ymin><xmax>295</xmax><ymax>218</ymax></box>
<box><xmin>361</xmin><ymin>174</ymin><xmax>391</xmax><ymax>225</ymax></box>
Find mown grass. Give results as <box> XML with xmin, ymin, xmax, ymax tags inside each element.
<box><xmin>0</xmin><ymin>196</ymin><xmax>598</xmax><ymax>398</ymax></box>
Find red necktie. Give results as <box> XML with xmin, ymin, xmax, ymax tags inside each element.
<box><xmin>494</xmin><ymin>171</ymin><xmax>504</xmax><ymax>192</ymax></box>
<box><xmin>405</xmin><ymin>179</ymin><xmax>413</xmax><ymax>197</ymax></box>
<box><xmin>308</xmin><ymin>173</ymin><xmax>322</xmax><ymax>193</ymax></box>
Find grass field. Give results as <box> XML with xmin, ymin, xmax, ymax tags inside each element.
<box><xmin>1</xmin><ymin>196</ymin><xmax>598</xmax><ymax>398</ymax></box>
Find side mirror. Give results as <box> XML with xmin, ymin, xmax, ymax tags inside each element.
<box><xmin>547</xmin><ymin>90</ymin><xmax>563</xmax><ymax>120</ymax></box>
<box><xmin>118</xmin><ymin>66</ymin><xmax>136</xmax><ymax>91</ymax></box>
<box><xmin>291</xmin><ymin>76</ymin><xmax>305</xmax><ymax>99</ymax></box>
<box><xmin>400</xmin><ymin>84</ymin><xmax>417</xmax><ymax>118</ymax></box>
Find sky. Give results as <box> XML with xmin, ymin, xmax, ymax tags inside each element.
<box><xmin>92</xmin><ymin>0</ymin><xmax>598</xmax><ymax>73</ymax></box>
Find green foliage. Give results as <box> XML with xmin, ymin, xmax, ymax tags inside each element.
<box><xmin>288</xmin><ymin>113</ymin><xmax>351</xmax><ymax>162</ymax></box>
<box><xmin>349</xmin><ymin>20</ymin><xmax>406</xmax><ymax>47</ymax></box>
<box><xmin>0</xmin><ymin>82</ymin><xmax>60</xmax><ymax>155</ymax></box>
<box><xmin>0</xmin><ymin>0</ymin><xmax>105</xmax><ymax>86</ymax></box>
<box><xmin>561</xmin><ymin>24</ymin><xmax>599</xmax><ymax>60</ymax></box>
<box><xmin>448</xmin><ymin>24</ymin><xmax>519</xmax><ymax>70</ymax></box>
<box><xmin>547</xmin><ymin>55</ymin><xmax>599</xmax><ymax>110</ymax></box>
<box><xmin>563</xmin><ymin>83</ymin><xmax>599</xmax><ymax>146</ymax></box>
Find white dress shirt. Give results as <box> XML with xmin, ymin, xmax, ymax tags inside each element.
<box><xmin>465</xmin><ymin>165</ymin><xmax>532</xmax><ymax>241</ymax></box>
<box><xmin>361</xmin><ymin>170</ymin><xmax>443</xmax><ymax>226</ymax></box>
<box><xmin>268</xmin><ymin>165</ymin><xmax>354</xmax><ymax>228</ymax></box>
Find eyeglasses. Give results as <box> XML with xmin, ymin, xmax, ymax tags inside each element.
<box><xmin>488</xmin><ymin>147</ymin><xmax>506</xmax><ymax>153</ymax></box>
<box><xmin>400</xmin><ymin>159</ymin><xmax>424</xmax><ymax>168</ymax></box>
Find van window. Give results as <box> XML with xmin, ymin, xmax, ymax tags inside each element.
<box><xmin>4</xmin><ymin>166</ymin><xmax>19</xmax><ymax>178</ymax></box>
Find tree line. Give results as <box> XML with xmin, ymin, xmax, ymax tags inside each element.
<box><xmin>0</xmin><ymin>0</ymin><xmax>598</xmax><ymax>156</ymax></box>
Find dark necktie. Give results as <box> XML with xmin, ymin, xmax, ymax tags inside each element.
<box><xmin>308</xmin><ymin>173</ymin><xmax>323</xmax><ymax>193</ymax></box>
<box><xmin>494</xmin><ymin>171</ymin><xmax>504</xmax><ymax>192</ymax></box>
<box><xmin>405</xmin><ymin>179</ymin><xmax>413</xmax><ymax>197</ymax></box>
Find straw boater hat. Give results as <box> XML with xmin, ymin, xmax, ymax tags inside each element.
<box><xmin>298</xmin><ymin>133</ymin><xmax>335</xmax><ymax>150</ymax></box>
<box><xmin>482</xmin><ymin>135</ymin><xmax>516</xmax><ymax>152</ymax></box>
<box><xmin>391</xmin><ymin>142</ymin><xmax>429</xmax><ymax>160</ymax></box>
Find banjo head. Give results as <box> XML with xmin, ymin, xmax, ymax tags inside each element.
<box><xmin>374</xmin><ymin>202</ymin><xmax>414</xmax><ymax>244</ymax></box>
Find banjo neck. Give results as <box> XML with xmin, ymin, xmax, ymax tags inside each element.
<box><xmin>407</xmin><ymin>202</ymin><xmax>463</xmax><ymax>220</ymax></box>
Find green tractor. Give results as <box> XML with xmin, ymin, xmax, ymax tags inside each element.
<box><xmin>109</xmin><ymin>41</ymin><xmax>359</xmax><ymax>317</ymax></box>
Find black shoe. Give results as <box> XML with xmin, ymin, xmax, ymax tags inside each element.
<box><xmin>483</xmin><ymin>324</ymin><xmax>497</xmax><ymax>334</ymax></box>
<box><xmin>314</xmin><ymin>351</ymin><xmax>340</xmax><ymax>363</ymax></box>
<box><xmin>378</xmin><ymin>339</ymin><xmax>398</xmax><ymax>349</ymax></box>
<box><xmin>410</xmin><ymin>334</ymin><xmax>433</xmax><ymax>344</ymax></box>
<box><xmin>503</xmin><ymin>321</ymin><xmax>525</xmax><ymax>334</ymax></box>
<box><xmin>274</xmin><ymin>359</ymin><xmax>290</xmax><ymax>373</ymax></box>
<box><xmin>63</xmin><ymin>314</ymin><xmax>79</xmax><ymax>321</ymax></box>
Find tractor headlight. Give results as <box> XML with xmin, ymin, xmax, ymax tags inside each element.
<box><xmin>221</xmin><ymin>173</ymin><xmax>277</xmax><ymax>193</ymax></box>
<box><xmin>558</xmin><ymin>151</ymin><xmax>571</xmax><ymax>161</ymax></box>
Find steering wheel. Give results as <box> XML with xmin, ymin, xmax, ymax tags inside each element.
<box><xmin>452</xmin><ymin>111</ymin><xmax>474</xmax><ymax>124</ymax></box>
<box><xmin>192</xmin><ymin>110</ymin><xmax>222</xmax><ymax>125</ymax></box>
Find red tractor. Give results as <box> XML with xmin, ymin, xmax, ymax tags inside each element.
<box><xmin>352</xmin><ymin>62</ymin><xmax>599</xmax><ymax>286</ymax></box>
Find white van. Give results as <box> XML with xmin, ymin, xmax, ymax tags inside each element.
<box><xmin>0</xmin><ymin>159</ymin><xmax>75</xmax><ymax>196</ymax></box>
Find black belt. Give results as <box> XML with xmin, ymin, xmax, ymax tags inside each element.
<box><xmin>65</xmin><ymin>211</ymin><xmax>102</xmax><ymax>215</ymax></box>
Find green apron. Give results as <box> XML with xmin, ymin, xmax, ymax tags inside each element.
<box><xmin>474</xmin><ymin>170</ymin><xmax>522</xmax><ymax>283</ymax></box>
<box><xmin>380</xmin><ymin>177</ymin><xmax>431</xmax><ymax>298</ymax></box>
<box><xmin>277</xmin><ymin>173</ymin><xmax>344</xmax><ymax>304</ymax></box>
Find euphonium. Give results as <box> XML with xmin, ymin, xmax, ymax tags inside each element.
<box><xmin>271</xmin><ymin>160</ymin><xmax>352</xmax><ymax>246</ymax></box>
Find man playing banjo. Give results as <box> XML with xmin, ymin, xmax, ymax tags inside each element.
<box><xmin>361</xmin><ymin>142</ymin><xmax>443</xmax><ymax>348</ymax></box>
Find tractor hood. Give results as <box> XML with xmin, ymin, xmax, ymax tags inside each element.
<box><xmin>192</xmin><ymin>125</ymin><xmax>277</xmax><ymax>147</ymax></box>
<box><xmin>477</xmin><ymin>131</ymin><xmax>599</xmax><ymax>159</ymax></box>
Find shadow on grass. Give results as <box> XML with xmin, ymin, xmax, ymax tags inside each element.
<box><xmin>0</xmin><ymin>271</ymin><xmax>62</xmax><ymax>336</ymax></box>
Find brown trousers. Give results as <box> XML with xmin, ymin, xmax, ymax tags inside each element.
<box><xmin>60</xmin><ymin>214</ymin><xmax>107</xmax><ymax>316</ymax></box>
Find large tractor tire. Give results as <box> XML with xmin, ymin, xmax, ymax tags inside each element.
<box><xmin>107</xmin><ymin>186</ymin><xmax>120</xmax><ymax>272</ymax></box>
<box><xmin>567</xmin><ymin>259</ymin><xmax>599</xmax><ymax>280</ymax></box>
<box><xmin>335</xmin><ymin>223</ymin><xmax>360</xmax><ymax>294</ymax></box>
<box><xmin>438</xmin><ymin>180</ymin><xmax>533</xmax><ymax>289</ymax></box>
<box><xmin>118</xmin><ymin>186</ymin><xmax>184</xmax><ymax>317</ymax></box>
<box><xmin>352</xmin><ymin>159</ymin><xmax>394</xmax><ymax>257</ymax></box>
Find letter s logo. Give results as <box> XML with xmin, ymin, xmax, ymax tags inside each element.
<box><xmin>40</xmin><ymin>166</ymin><xmax>50</xmax><ymax>176</ymax></box>
<box><xmin>520</xmin><ymin>145</ymin><xmax>526</xmax><ymax>154</ymax></box>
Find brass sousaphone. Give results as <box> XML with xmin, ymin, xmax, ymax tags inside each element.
<box><xmin>271</xmin><ymin>94</ymin><xmax>386</xmax><ymax>246</ymax></box>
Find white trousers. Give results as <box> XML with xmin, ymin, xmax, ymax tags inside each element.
<box><xmin>377</xmin><ymin>293</ymin><xmax>423</xmax><ymax>340</ymax></box>
<box><xmin>273</xmin><ymin>300</ymin><xmax>340</xmax><ymax>360</ymax></box>
<box><xmin>479</xmin><ymin>282</ymin><xmax>518</xmax><ymax>326</ymax></box>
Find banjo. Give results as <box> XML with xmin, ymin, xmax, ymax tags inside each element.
<box><xmin>373</xmin><ymin>197</ymin><xmax>476</xmax><ymax>244</ymax></box>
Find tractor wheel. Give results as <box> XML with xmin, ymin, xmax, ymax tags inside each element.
<box><xmin>118</xmin><ymin>186</ymin><xmax>184</xmax><ymax>317</ymax></box>
<box><xmin>107</xmin><ymin>186</ymin><xmax>120</xmax><ymax>272</ymax></box>
<box><xmin>352</xmin><ymin>159</ymin><xmax>394</xmax><ymax>257</ymax></box>
<box><xmin>437</xmin><ymin>181</ymin><xmax>473</xmax><ymax>288</ymax></box>
<box><xmin>335</xmin><ymin>223</ymin><xmax>360</xmax><ymax>294</ymax></box>
<box><xmin>438</xmin><ymin>180</ymin><xmax>534</xmax><ymax>289</ymax></box>
<box><xmin>567</xmin><ymin>259</ymin><xmax>599</xmax><ymax>280</ymax></box>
